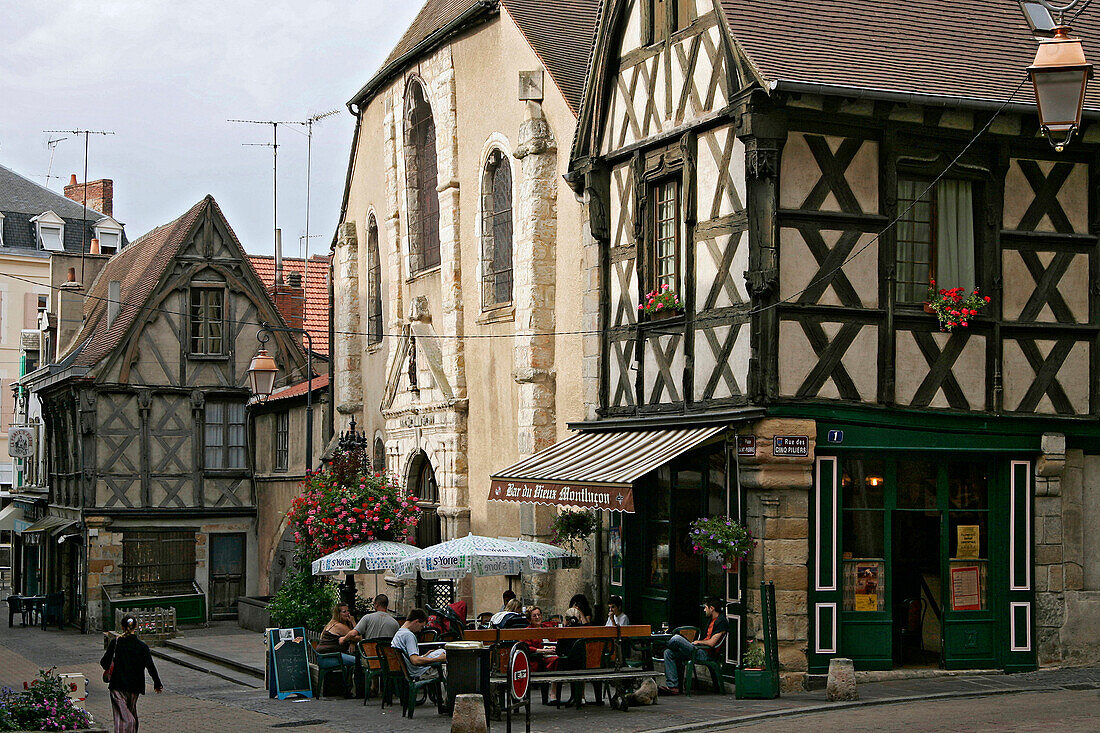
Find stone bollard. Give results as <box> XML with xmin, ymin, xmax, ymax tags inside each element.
<box><xmin>451</xmin><ymin>693</ymin><xmax>488</xmax><ymax>733</ymax></box>
<box><xmin>826</xmin><ymin>657</ymin><xmax>858</xmax><ymax>701</ymax></box>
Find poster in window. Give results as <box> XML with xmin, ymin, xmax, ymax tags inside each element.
<box><xmin>854</xmin><ymin>562</ymin><xmax>880</xmax><ymax>612</ymax></box>
<box><xmin>951</xmin><ymin>565</ymin><xmax>982</xmax><ymax>611</ymax></box>
<box><xmin>608</xmin><ymin>524</ymin><xmax>622</xmax><ymax>570</ymax></box>
<box><xmin>956</xmin><ymin>525</ymin><xmax>980</xmax><ymax>559</ymax></box>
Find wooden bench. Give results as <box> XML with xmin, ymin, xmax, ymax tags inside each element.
<box><xmin>465</xmin><ymin>625</ymin><xmax>658</xmax><ymax>715</ymax></box>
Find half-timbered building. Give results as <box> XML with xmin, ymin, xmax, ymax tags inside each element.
<box><xmin>535</xmin><ymin>0</ymin><xmax>1100</xmax><ymax>680</ymax></box>
<box><xmin>22</xmin><ymin>196</ymin><xmax>311</xmax><ymax>630</ymax></box>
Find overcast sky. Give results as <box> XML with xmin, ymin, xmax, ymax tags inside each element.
<box><xmin>0</xmin><ymin>0</ymin><xmax>421</xmax><ymax>258</ymax></box>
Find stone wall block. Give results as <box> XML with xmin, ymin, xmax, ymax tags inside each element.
<box><xmin>1065</xmin><ymin>562</ymin><xmax>1084</xmax><ymax>591</ymax></box>
<box><xmin>1035</xmin><ymin>543</ymin><xmax>1063</xmax><ymax>566</ymax></box>
<box><xmin>763</xmin><ymin>538</ymin><xmax>808</xmax><ymax>567</ymax></box>
<box><xmin>1037</xmin><ymin>592</ymin><xmax>1066</xmax><ymax>627</ymax></box>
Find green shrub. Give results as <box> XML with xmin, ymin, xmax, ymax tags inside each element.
<box><xmin>268</xmin><ymin>563</ymin><xmax>339</xmax><ymax>631</ymax></box>
<box><xmin>742</xmin><ymin>644</ymin><xmax>767</xmax><ymax>669</ymax></box>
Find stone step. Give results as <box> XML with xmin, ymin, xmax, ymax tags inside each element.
<box><xmin>163</xmin><ymin>638</ymin><xmax>265</xmax><ymax>679</ymax></box>
<box><xmin>150</xmin><ymin>646</ymin><xmax>264</xmax><ymax>689</ymax></box>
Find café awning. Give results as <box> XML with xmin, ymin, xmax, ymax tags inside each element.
<box><xmin>489</xmin><ymin>426</ymin><xmax>726</xmax><ymax>513</ymax></box>
<box><xmin>20</xmin><ymin>516</ymin><xmax>75</xmax><ymax>535</ymax></box>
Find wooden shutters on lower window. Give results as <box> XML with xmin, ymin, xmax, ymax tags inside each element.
<box><xmin>122</xmin><ymin>530</ymin><xmax>196</xmax><ymax>593</ymax></box>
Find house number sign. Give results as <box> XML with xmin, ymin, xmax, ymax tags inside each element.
<box><xmin>772</xmin><ymin>436</ymin><xmax>809</xmax><ymax>457</ymax></box>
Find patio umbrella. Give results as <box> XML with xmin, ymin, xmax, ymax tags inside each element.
<box><xmin>311</xmin><ymin>540</ymin><xmax>418</xmax><ymax>576</ymax></box>
<box><xmin>506</xmin><ymin>539</ymin><xmax>580</xmax><ymax>571</ymax></box>
<box><xmin>393</xmin><ymin>534</ymin><xmax>541</xmax><ymax>580</ymax></box>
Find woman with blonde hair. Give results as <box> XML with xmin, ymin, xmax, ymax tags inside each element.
<box><xmin>317</xmin><ymin>602</ymin><xmax>359</xmax><ymax>666</ymax></box>
<box><xmin>100</xmin><ymin>614</ymin><xmax>163</xmax><ymax>732</ymax></box>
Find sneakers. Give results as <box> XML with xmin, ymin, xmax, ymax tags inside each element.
<box><xmin>657</xmin><ymin>685</ymin><xmax>680</xmax><ymax>696</ymax></box>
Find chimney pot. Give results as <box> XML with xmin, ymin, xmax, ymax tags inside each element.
<box><xmin>90</xmin><ymin>238</ymin><xmax>100</xmax><ymax>254</ymax></box>
<box><xmin>287</xmin><ymin>271</ymin><xmax>302</xmax><ymax>288</ymax></box>
<box><xmin>63</xmin><ymin>178</ymin><xmax>114</xmax><ymax>217</ymax></box>
<box><xmin>69</xmin><ymin>174</ymin><xmax>78</xmax><ymax>186</ymax></box>
<box><xmin>67</xmin><ymin>267</ymin><xmax>76</xmax><ymax>283</ymax></box>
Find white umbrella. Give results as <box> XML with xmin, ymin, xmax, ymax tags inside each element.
<box><xmin>506</xmin><ymin>539</ymin><xmax>580</xmax><ymax>571</ymax></box>
<box><xmin>394</xmin><ymin>534</ymin><xmax>540</xmax><ymax>580</ymax></box>
<box><xmin>311</xmin><ymin>540</ymin><xmax>418</xmax><ymax>576</ymax></box>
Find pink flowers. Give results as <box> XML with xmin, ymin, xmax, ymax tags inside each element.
<box><xmin>640</xmin><ymin>285</ymin><xmax>682</xmax><ymax>316</ymax></box>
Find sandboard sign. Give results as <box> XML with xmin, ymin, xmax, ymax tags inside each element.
<box><xmin>266</xmin><ymin>627</ymin><xmax>312</xmax><ymax>700</ymax></box>
<box><xmin>506</xmin><ymin>642</ymin><xmax>531</xmax><ymax>733</ymax></box>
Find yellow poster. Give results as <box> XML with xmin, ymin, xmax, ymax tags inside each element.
<box><xmin>854</xmin><ymin>563</ymin><xmax>880</xmax><ymax>612</ymax></box>
<box><xmin>957</xmin><ymin>525</ymin><xmax>980</xmax><ymax>559</ymax></box>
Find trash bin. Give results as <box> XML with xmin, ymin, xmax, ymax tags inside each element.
<box><xmin>445</xmin><ymin>641</ymin><xmax>490</xmax><ymax>715</ymax></box>
<box><xmin>57</xmin><ymin>673</ymin><xmax>87</xmax><ymax>710</ymax></box>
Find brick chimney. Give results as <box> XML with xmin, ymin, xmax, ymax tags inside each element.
<box><xmin>269</xmin><ymin>271</ymin><xmax>305</xmax><ymax>333</ymax></box>
<box><xmin>63</xmin><ymin>175</ymin><xmax>114</xmax><ymax>217</ymax></box>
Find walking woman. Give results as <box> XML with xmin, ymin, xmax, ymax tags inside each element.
<box><xmin>100</xmin><ymin>614</ymin><xmax>163</xmax><ymax>732</ymax></box>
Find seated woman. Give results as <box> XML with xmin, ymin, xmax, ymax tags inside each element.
<box><xmin>317</xmin><ymin>602</ymin><xmax>359</xmax><ymax>666</ymax></box>
<box><xmin>489</xmin><ymin>598</ymin><xmax>527</xmax><ymax>629</ymax></box>
<box><xmin>545</xmin><ymin>607</ymin><xmax>586</xmax><ymax>705</ymax></box>
<box><xmin>568</xmin><ymin>594</ymin><xmax>593</xmax><ymax>625</ymax></box>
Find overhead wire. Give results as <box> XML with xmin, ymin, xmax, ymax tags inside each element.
<box><xmin>0</xmin><ymin>75</ymin><xmax>1028</xmax><ymax>343</ymax></box>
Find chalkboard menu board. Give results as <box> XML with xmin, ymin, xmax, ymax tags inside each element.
<box><xmin>266</xmin><ymin>627</ymin><xmax>312</xmax><ymax>699</ymax></box>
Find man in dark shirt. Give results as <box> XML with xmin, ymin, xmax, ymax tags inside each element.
<box><xmin>658</xmin><ymin>597</ymin><xmax>728</xmax><ymax>695</ymax></box>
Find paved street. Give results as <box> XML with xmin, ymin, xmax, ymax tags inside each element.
<box><xmin>3</xmin><ymin>609</ymin><xmax>1100</xmax><ymax>732</ymax></box>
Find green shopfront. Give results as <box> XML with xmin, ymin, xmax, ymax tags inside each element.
<box><xmin>805</xmin><ymin>413</ymin><xmax>1056</xmax><ymax>675</ymax></box>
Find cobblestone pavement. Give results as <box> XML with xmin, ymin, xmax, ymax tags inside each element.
<box><xmin>3</xmin><ymin>610</ymin><xmax>1099</xmax><ymax>733</ymax></box>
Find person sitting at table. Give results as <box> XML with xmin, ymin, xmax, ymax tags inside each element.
<box><xmin>490</xmin><ymin>598</ymin><xmax>527</xmax><ymax>629</ymax></box>
<box><xmin>568</xmin><ymin>594</ymin><xmax>593</xmax><ymax>625</ymax></box>
<box><xmin>658</xmin><ymin>597</ymin><xmax>727</xmax><ymax>696</ymax></box>
<box><xmin>545</xmin><ymin>607</ymin><xmax>587</xmax><ymax>705</ymax></box>
<box><xmin>605</xmin><ymin>595</ymin><xmax>629</xmax><ymax>627</ymax></box>
<box><xmin>501</xmin><ymin>589</ymin><xmax>516</xmax><ymax>611</ymax></box>
<box><xmin>526</xmin><ymin>606</ymin><xmax>554</xmax><ymax>628</ymax></box>
<box><xmin>344</xmin><ymin>593</ymin><xmax>399</xmax><ymax>645</ymax></box>
<box><xmin>317</xmin><ymin>603</ymin><xmax>359</xmax><ymax>666</ymax></box>
<box><xmin>391</xmin><ymin>609</ymin><xmax>446</xmax><ymax>679</ymax></box>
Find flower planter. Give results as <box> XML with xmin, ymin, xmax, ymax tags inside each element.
<box><xmin>734</xmin><ymin>666</ymin><xmax>779</xmax><ymax>699</ymax></box>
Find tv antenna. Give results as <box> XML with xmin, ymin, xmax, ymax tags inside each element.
<box><xmin>43</xmin><ymin>136</ymin><xmax>69</xmax><ymax>185</ymax></box>
<box><xmin>43</xmin><ymin>129</ymin><xmax>115</xmax><ymax>282</ymax></box>
<box><xmin>230</xmin><ymin>119</ymin><xmax>300</xmax><ymax>264</ymax></box>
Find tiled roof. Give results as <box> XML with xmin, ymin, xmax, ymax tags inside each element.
<box><xmin>353</xmin><ymin>0</ymin><xmax>599</xmax><ymax>114</ymax></box>
<box><xmin>247</xmin><ymin>254</ymin><xmax>331</xmax><ymax>356</ymax></box>
<box><xmin>502</xmin><ymin>0</ymin><xmax>600</xmax><ymax>115</ymax></box>
<box><xmin>721</xmin><ymin>0</ymin><xmax>1100</xmax><ymax>112</ymax></box>
<box><xmin>0</xmin><ymin>163</ymin><xmax>124</xmax><ymax>254</ymax></box>
<box><xmin>263</xmin><ymin>373</ymin><xmax>330</xmax><ymax>403</ymax></box>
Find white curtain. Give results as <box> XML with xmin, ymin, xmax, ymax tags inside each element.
<box><xmin>936</xmin><ymin>180</ymin><xmax>975</xmax><ymax>292</ymax></box>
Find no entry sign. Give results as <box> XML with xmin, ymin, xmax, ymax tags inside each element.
<box><xmin>510</xmin><ymin>645</ymin><xmax>530</xmax><ymax>701</ymax></box>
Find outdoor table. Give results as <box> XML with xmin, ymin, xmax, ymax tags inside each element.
<box><xmin>419</xmin><ymin>641</ymin><xmax>448</xmax><ymax>653</ymax></box>
<box><xmin>21</xmin><ymin>596</ymin><xmax>46</xmax><ymax>627</ymax></box>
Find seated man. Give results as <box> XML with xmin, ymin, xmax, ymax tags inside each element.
<box><xmin>346</xmin><ymin>593</ymin><xmax>400</xmax><ymax>643</ymax></box>
<box><xmin>391</xmin><ymin>608</ymin><xmax>446</xmax><ymax>679</ymax></box>
<box><xmin>658</xmin><ymin>597</ymin><xmax>727</xmax><ymax>696</ymax></box>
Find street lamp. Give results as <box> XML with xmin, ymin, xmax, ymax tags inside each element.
<box><xmin>247</xmin><ymin>323</ymin><xmax>316</xmax><ymax>471</ymax></box>
<box><xmin>1027</xmin><ymin>1</ymin><xmax>1094</xmax><ymax>151</ymax></box>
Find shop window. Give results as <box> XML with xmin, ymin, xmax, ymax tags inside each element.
<box><xmin>895</xmin><ymin>177</ymin><xmax>976</xmax><ymax>303</ymax></box>
<box><xmin>274</xmin><ymin>411</ymin><xmax>289</xmax><ymax>472</ymax></box>
<box><xmin>896</xmin><ymin>459</ymin><xmax>937</xmax><ymax>510</ymax></box>
<box><xmin>404</xmin><ymin>79</ymin><xmax>440</xmax><ymax>274</ymax></box>
<box><xmin>204</xmin><ymin>401</ymin><xmax>247</xmax><ymax>469</ymax></box>
<box><xmin>366</xmin><ymin>216</ymin><xmax>383</xmax><ymax>345</ymax></box>
<box><xmin>481</xmin><ymin>149</ymin><xmax>513</xmax><ymax>309</ymax></box>
<box><xmin>122</xmin><ymin>530</ymin><xmax>196</xmax><ymax>592</ymax></box>
<box><xmin>189</xmin><ymin>287</ymin><xmax>225</xmax><ymax>356</ymax></box>
<box><xmin>841</xmin><ymin>458</ymin><xmax>886</xmax><ymax>612</ymax></box>
<box><xmin>646</xmin><ymin>466</ymin><xmax>672</xmax><ymax>587</ymax></box>
<box><xmin>948</xmin><ymin>461</ymin><xmax>988</xmax><ymax>611</ymax></box>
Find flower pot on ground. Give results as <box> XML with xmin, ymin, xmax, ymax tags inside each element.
<box><xmin>0</xmin><ymin>669</ymin><xmax>98</xmax><ymax>731</ymax></box>
<box><xmin>734</xmin><ymin>666</ymin><xmax>779</xmax><ymax>699</ymax></box>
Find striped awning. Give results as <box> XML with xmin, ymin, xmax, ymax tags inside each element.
<box><xmin>21</xmin><ymin>516</ymin><xmax>75</xmax><ymax>535</ymax></box>
<box><xmin>489</xmin><ymin>426</ymin><xmax>727</xmax><ymax>513</ymax></box>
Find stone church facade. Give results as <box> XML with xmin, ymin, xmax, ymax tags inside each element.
<box><xmin>332</xmin><ymin>0</ymin><xmax>599</xmax><ymax>610</ymax></box>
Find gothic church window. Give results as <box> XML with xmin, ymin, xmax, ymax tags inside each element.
<box><xmin>481</xmin><ymin>149</ymin><xmax>513</xmax><ymax>309</ymax></box>
<box><xmin>895</xmin><ymin>177</ymin><xmax>976</xmax><ymax>303</ymax></box>
<box><xmin>367</xmin><ymin>215</ymin><xmax>383</xmax><ymax>344</ymax></box>
<box><xmin>404</xmin><ymin>79</ymin><xmax>440</xmax><ymax>273</ymax></box>
<box><xmin>373</xmin><ymin>436</ymin><xmax>386</xmax><ymax>474</ymax></box>
<box><xmin>189</xmin><ymin>287</ymin><xmax>225</xmax><ymax>356</ymax></box>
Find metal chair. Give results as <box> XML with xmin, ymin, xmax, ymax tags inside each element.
<box><xmin>6</xmin><ymin>596</ymin><xmax>26</xmax><ymax>628</ymax></box>
<box><xmin>475</xmin><ymin>612</ymin><xmax>494</xmax><ymax>629</ymax></box>
<box><xmin>41</xmin><ymin>592</ymin><xmax>64</xmax><ymax>631</ymax></box>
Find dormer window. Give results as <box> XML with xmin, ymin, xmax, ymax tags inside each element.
<box><xmin>94</xmin><ymin>217</ymin><xmax>123</xmax><ymax>254</ymax></box>
<box><xmin>31</xmin><ymin>211</ymin><xmax>65</xmax><ymax>252</ymax></box>
<box><xmin>0</xmin><ymin>211</ymin><xmax>5</xmax><ymax>246</ymax></box>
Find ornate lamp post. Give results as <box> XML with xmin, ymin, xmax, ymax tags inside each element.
<box><xmin>1027</xmin><ymin>1</ymin><xmax>1094</xmax><ymax>151</ymax></box>
<box><xmin>247</xmin><ymin>323</ymin><xmax>316</xmax><ymax>471</ymax></box>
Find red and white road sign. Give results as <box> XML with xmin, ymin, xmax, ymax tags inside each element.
<box><xmin>509</xmin><ymin>646</ymin><xmax>530</xmax><ymax>701</ymax></box>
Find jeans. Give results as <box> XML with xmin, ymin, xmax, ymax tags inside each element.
<box><xmin>662</xmin><ymin>635</ymin><xmax>711</xmax><ymax>688</ymax></box>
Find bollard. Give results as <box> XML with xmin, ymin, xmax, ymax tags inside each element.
<box><xmin>826</xmin><ymin>657</ymin><xmax>858</xmax><ymax>701</ymax></box>
<box><xmin>451</xmin><ymin>693</ymin><xmax>488</xmax><ymax>733</ymax></box>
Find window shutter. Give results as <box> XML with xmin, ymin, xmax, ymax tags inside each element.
<box><xmin>24</xmin><ymin>292</ymin><xmax>39</xmax><ymax>329</ymax></box>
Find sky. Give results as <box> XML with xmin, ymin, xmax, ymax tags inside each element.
<box><xmin>0</xmin><ymin>0</ymin><xmax>422</xmax><ymax>258</ymax></box>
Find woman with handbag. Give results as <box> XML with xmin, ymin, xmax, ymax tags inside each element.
<box><xmin>100</xmin><ymin>615</ymin><xmax>163</xmax><ymax>732</ymax></box>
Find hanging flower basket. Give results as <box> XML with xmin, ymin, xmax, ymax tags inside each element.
<box><xmin>924</xmin><ymin>279</ymin><xmax>990</xmax><ymax>332</ymax></box>
<box><xmin>689</xmin><ymin>515</ymin><xmax>755</xmax><ymax>571</ymax></box>
<box><xmin>639</xmin><ymin>285</ymin><xmax>683</xmax><ymax>318</ymax></box>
